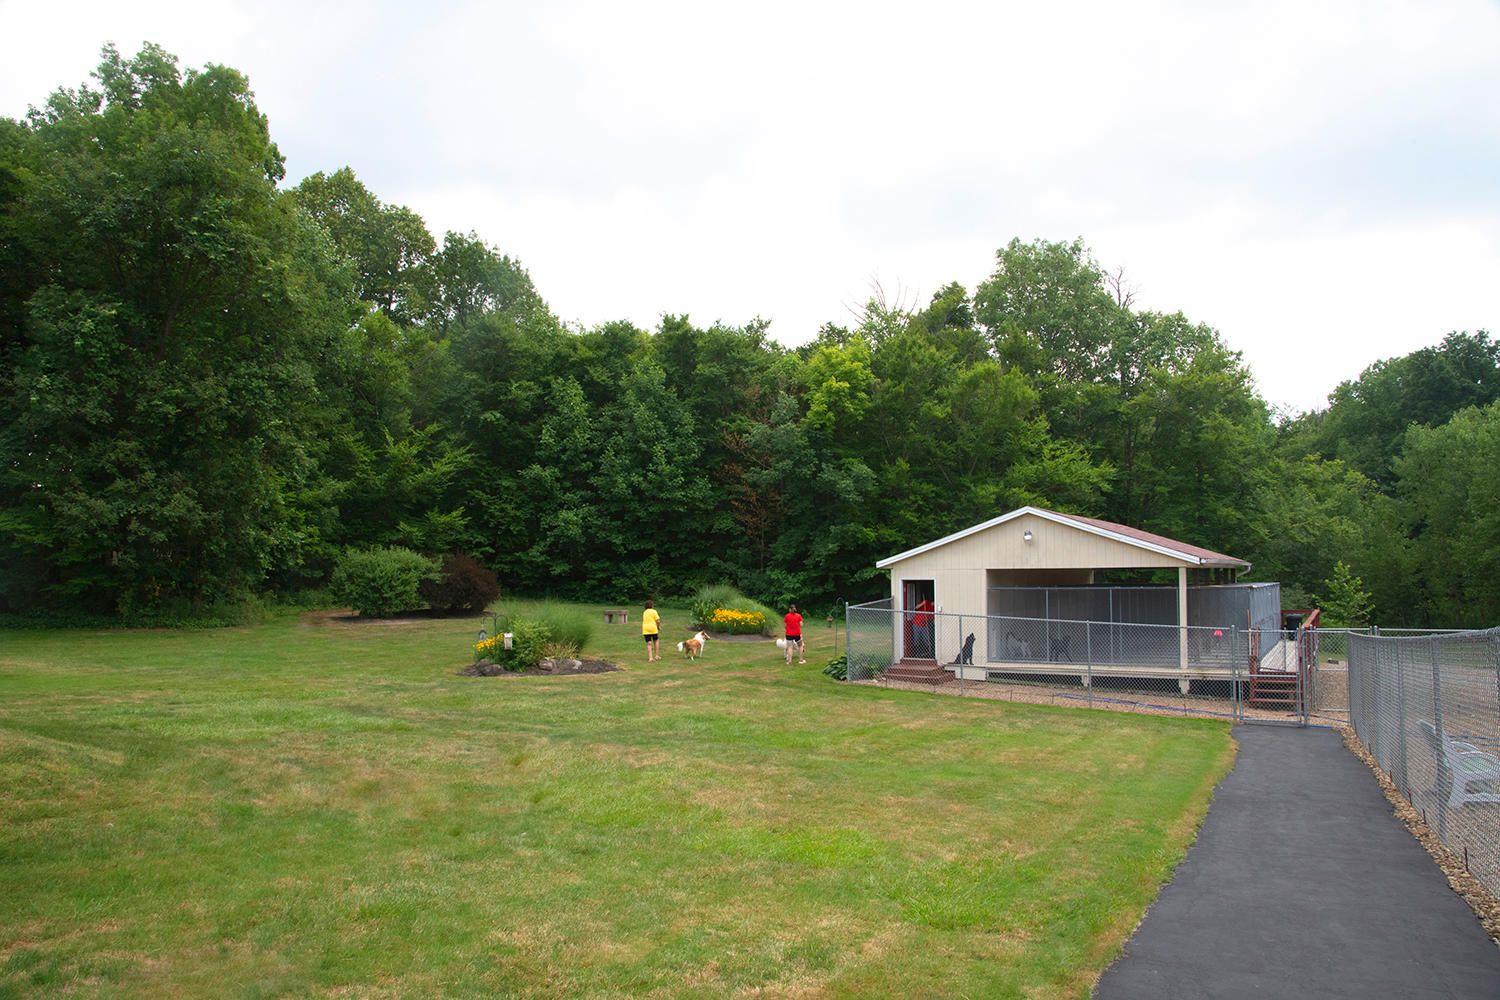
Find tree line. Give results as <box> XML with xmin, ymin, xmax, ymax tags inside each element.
<box><xmin>3</xmin><ymin>44</ymin><xmax>1498</xmax><ymax>627</ymax></box>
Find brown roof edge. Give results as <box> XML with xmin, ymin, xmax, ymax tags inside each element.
<box><xmin>1033</xmin><ymin>508</ymin><xmax>1249</xmax><ymax>567</ymax></box>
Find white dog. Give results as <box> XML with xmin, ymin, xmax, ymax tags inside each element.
<box><xmin>677</xmin><ymin>630</ymin><xmax>709</xmax><ymax>660</ymax></box>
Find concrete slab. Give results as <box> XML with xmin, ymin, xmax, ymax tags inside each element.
<box><xmin>1093</xmin><ymin>725</ymin><xmax>1500</xmax><ymax>1000</ymax></box>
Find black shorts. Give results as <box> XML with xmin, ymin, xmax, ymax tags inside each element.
<box><xmin>644</xmin><ymin>633</ymin><xmax>659</xmax><ymax>643</ymax></box>
<box><xmin>786</xmin><ymin>635</ymin><xmax>802</xmax><ymax>645</ymax></box>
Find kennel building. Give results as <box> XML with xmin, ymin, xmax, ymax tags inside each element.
<box><xmin>870</xmin><ymin>506</ymin><xmax>1284</xmax><ymax>690</ymax></box>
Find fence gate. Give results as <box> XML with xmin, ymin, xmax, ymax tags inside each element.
<box><xmin>1235</xmin><ymin>627</ymin><xmax>1311</xmax><ymax>725</ymax></box>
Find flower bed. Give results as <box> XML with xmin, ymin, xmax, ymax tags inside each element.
<box><xmin>703</xmin><ymin>607</ymin><xmax>767</xmax><ymax>635</ymax></box>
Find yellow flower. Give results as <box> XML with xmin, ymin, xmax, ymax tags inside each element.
<box><xmin>705</xmin><ymin>607</ymin><xmax>765</xmax><ymax>633</ymax></box>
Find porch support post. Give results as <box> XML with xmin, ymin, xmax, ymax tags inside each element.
<box><xmin>1178</xmin><ymin>566</ymin><xmax>1190</xmax><ymax>672</ymax></box>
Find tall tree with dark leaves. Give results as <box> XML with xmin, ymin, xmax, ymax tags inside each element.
<box><xmin>976</xmin><ymin>237</ymin><xmax>1126</xmax><ymax>386</ymax></box>
<box><xmin>431</xmin><ymin>231</ymin><xmax>545</xmax><ymax>335</ymax></box>
<box><xmin>0</xmin><ymin>44</ymin><xmax>348</xmax><ymax>614</ymax></box>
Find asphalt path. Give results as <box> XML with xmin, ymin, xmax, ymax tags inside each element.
<box><xmin>1093</xmin><ymin>725</ymin><xmax>1500</xmax><ymax>999</ymax></box>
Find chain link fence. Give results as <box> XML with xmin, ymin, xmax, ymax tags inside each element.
<box><xmin>1348</xmin><ymin>628</ymin><xmax>1500</xmax><ymax>899</ymax></box>
<box><xmin>1305</xmin><ymin>627</ymin><xmax>1359</xmax><ymax>721</ymax></box>
<box><xmin>846</xmin><ymin>600</ymin><xmax>1335</xmax><ymax>724</ymax></box>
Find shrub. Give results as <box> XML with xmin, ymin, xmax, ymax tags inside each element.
<box><xmin>419</xmin><ymin>553</ymin><xmax>501</xmax><ymax>614</ymax></box>
<box><xmin>330</xmin><ymin>547</ymin><xmax>439</xmax><ymax>618</ymax></box>
<box><xmin>506</xmin><ymin>618</ymin><xmax>552</xmax><ymax>670</ymax></box>
<box><xmin>844</xmin><ymin>651</ymin><xmax>889</xmax><ymax>682</ymax></box>
<box><xmin>474</xmin><ymin>617</ymin><xmax>552</xmax><ymax>671</ymax></box>
<box><xmin>822</xmin><ymin>654</ymin><xmax>848</xmax><ymax>681</ymax></box>
<box><xmin>689</xmin><ymin>584</ymin><xmax>777</xmax><ymax>636</ymax></box>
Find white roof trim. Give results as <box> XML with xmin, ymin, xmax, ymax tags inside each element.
<box><xmin>875</xmin><ymin>506</ymin><xmax>1238</xmax><ymax>569</ymax></box>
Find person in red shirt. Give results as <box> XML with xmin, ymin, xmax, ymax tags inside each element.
<box><xmin>783</xmin><ymin>604</ymin><xmax>805</xmax><ymax>664</ymax></box>
<box><xmin>914</xmin><ymin>597</ymin><xmax>935</xmax><ymax>658</ymax></box>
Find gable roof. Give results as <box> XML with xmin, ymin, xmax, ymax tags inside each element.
<box><xmin>875</xmin><ymin>506</ymin><xmax>1250</xmax><ymax>570</ymax></box>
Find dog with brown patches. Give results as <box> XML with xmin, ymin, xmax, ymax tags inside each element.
<box><xmin>677</xmin><ymin>630</ymin><xmax>709</xmax><ymax>660</ymax></box>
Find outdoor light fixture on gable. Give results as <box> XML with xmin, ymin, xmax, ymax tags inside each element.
<box><xmin>1023</xmin><ymin>530</ymin><xmax>1033</xmax><ymax>542</ymax></box>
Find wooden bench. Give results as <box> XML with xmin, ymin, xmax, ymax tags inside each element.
<box><xmin>603</xmin><ymin>609</ymin><xmax>629</xmax><ymax>624</ymax></box>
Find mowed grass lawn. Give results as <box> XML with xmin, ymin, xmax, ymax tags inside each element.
<box><xmin>0</xmin><ymin>604</ymin><xmax>1236</xmax><ymax>999</ymax></box>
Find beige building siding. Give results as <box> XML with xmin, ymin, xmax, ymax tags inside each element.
<box><xmin>965</xmin><ymin>511</ymin><xmax>1188</xmax><ymax>570</ymax></box>
<box><xmin>885</xmin><ymin>512</ymin><xmax>1190</xmax><ymax>598</ymax></box>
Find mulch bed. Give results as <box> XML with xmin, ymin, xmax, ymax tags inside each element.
<box><xmin>458</xmin><ymin>658</ymin><xmax>621</xmax><ymax>677</ymax></box>
<box><xmin>1343</xmin><ymin>727</ymin><xmax>1500</xmax><ymax>946</ymax></box>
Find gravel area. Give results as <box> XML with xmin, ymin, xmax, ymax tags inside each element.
<box><xmin>1343</xmin><ymin>727</ymin><xmax>1500</xmax><ymax>945</ymax></box>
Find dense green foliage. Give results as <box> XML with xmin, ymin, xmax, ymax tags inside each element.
<box><xmin>328</xmin><ymin>546</ymin><xmax>438</xmax><ymax>617</ymax></box>
<box><xmin>2</xmin><ymin>44</ymin><xmax>1496</xmax><ymax>627</ymax></box>
<box><xmin>1311</xmin><ymin>562</ymin><xmax>1375</xmax><ymax>629</ymax></box>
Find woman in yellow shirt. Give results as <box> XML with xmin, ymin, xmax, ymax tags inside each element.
<box><xmin>642</xmin><ymin>600</ymin><xmax>661</xmax><ymax>662</ymax></box>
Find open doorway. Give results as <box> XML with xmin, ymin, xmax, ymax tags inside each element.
<box><xmin>902</xmin><ymin>579</ymin><xmax>936</xmax><ymax>660</ymax></box>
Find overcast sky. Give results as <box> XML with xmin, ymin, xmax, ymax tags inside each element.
<box><xmin>4</xmin><ymin>0</ymin><xmax>1497</xmax><ymax>414</ymax></box>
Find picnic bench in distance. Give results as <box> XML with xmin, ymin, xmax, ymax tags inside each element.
<box><xmin>603</xmin><ymin>609</ymin><xmax>629</xmax><ymax>624</ymax></box>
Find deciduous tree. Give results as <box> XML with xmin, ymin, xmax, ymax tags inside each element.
<box><xmin>0</xmin><ymin>44</ymin><xmax>347</xmax><ymax>614</ymax></box>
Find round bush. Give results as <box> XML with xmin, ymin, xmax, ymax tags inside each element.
<box><xmin>419</xmin><ymin>552</ymin><xmax>501</xmax><ymax>613</ymax></box>
<box><xmin>330</xmin><ymin>547</ymin><xmax>438</xmax><ymax>618</ymax></box>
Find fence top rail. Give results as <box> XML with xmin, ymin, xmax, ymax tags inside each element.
<box><xmin>1354</xmin><ymin>626</ymin><xmax>1500</xmax><ymax>642</ymax></box>
<box><xmin>985</xmin><ymin>612</ymin><xmax>1246</xmax><ymax>633</ymax></box>
<box><xmin>1369</xmin><ymin>627</ymin><xmax>1479</xmax><ymax>636</ymax></box>
<box><xmin>984</xmin><ymin>582</ymin><xmax>1279</xmax><ymax>592</ymax></box>
<box><xmin>851</xmin><ymin>605</ymin><xmax>1254</xmax><ymax>634</ymax></box>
